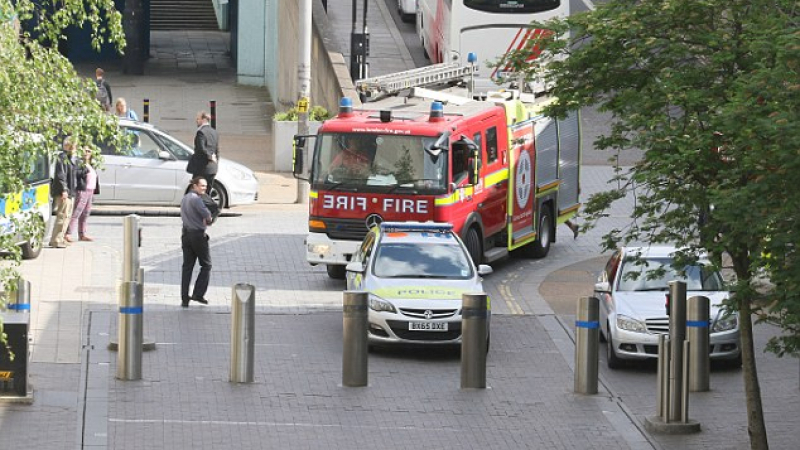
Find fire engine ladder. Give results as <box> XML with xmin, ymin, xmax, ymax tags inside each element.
<box><xmin>356</xmin><ymin>63</ymin><xmax>478</xmax><ymax>102</ymax></box>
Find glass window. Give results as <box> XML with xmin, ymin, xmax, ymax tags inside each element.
<box><xmin>463</xmin><ymin>0</ymin><xmax>560</xmax><ymax>14</ymax></box>
<box><xmin>372</xmin><ymin>242</ymin><xmax>473</xmax><ymax>279</ymax></box>
<box><xmin>312</xmin><ymin>133</ymin><xmax>447</xmax><ymax>194</ymax></box>
<box><xmin>154</xmin><ymin>132</ymin><xmax>192</xmax><ymax>161</ymax></box>
<box><xmin>617</xmin><ymin>257</ymin><xmax>724</xmax><ymax>292</ymax></box>
<box><xmin>451</xmin><ymin>141</ymin><xmax>470</xmax><ymax>184</ymax></box>
<box><xmin>485</xmin><ymin>126</ymin><xmax>498</xmax><ymax>163</ymax></box>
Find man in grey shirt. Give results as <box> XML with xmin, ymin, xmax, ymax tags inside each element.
<box><xmin>180</xmin><ymin>176</ymin><xmax>213</xmax><ymax>307</ymax></box>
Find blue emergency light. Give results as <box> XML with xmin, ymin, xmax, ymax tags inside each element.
<box><xmin>339</xmin><ymin>97</ymin><xmax>354</xmax><ymax>117</ymax></box>
<box><xmin>380</xmin><ymin>222</ymin><xmax>453</xmax><ymax>233</ymax></box>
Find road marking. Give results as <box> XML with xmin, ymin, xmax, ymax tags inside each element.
<box><xmin>109</xmin><ymin>418</ymin><xmax>466</xmax><ymax>432</ymax></box>
<box><xmin>499</xmin><ymin>272</ymin><xmax>525</xmax><ymax>315</ymax></box>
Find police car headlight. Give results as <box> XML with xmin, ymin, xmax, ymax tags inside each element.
<box><xmin>369</xmin><ymin>295</ymin><xmax>396</xmax><ymax>313</ymax></box>
<box><xmin>712</xmin><ymin>311</ymin><xmax>738</xmax><ymax>333</ymax></box>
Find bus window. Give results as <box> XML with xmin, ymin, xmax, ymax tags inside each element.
<box><xmin>464</xmin><ymin>0</ymin><xmax>560</xmax><ymax>14</ymax></box>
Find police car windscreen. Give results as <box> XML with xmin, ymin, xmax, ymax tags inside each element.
<box><xmin>373</xmin><ymin>243</ymin><xmax>473</xmax><ymax>279</ymax></box>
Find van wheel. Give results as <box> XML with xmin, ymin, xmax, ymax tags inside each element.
<box><xmin>209</xmin><ymin>181</ymin><xmax>227</xmax><ymax>210</ymax></box>
<box><xmin>327</xmin><ymin>264</ymin><xmax>346</xmax><ymax>279</ymax></box>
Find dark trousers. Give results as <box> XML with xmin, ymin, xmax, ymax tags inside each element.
<box><xmin>181</xmin><ymin>229</ymin><xmax>212</xmax><ymax>301</ymax></box>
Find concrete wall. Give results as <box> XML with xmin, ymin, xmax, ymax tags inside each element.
<box><xmin>237</xmin><ymin>0</ymin><xmax>358</xmax><ymax>114</ymax></box>
<box><xmin>236</xmin><ymin>0</ymin><xmax>269</xmax><ymax>87</ymax></box>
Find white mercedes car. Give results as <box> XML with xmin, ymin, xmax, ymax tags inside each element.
<box><xmin>346</xmin><ymin>222</ymin><xmax>492</xmax><ymax>347</ymax></box>
<box><xmin>94</xmin><ymin>119</ymin><xmax>258</xmax><ymax>209</ymax></box>
<box><xmin>594</xmin><ymin>246</ymin><xmax>741</xmax><ymax>369</ymax></box>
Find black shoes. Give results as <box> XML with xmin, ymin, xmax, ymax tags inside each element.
<box><xmin>181</xmin><ymin>296</ymin><xmax>209</xmax><ymax>308</ymax></box>
<box><xmin>191</xmin><ymin>296</ymin><xmax>209</xmax><ymax>305</ymax></box>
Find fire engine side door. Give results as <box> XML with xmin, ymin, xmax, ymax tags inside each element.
<box><xmin>476</xmin><ymin>125</ymin><xmax>507</xmax><ymax>237</ymax></box>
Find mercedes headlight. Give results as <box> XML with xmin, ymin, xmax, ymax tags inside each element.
<box><xmin>616</xmin><ymin>314</ymin><xmax>647</xmax><ymax>333</ymax></box>
<box><xmin>368</xmin><ymin>294</ymin><xmax>396</xmax><ymax>313</ymax></box>
<box><xmin>712</xmin><ymin>311</ymin><xmax>738</xmax><ymax>333</ymax></box>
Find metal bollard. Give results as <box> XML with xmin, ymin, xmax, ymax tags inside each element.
<box><xmin>687</xmin><ymin>296</ymin><xmax>710</xmax><ymax>392</ymax></box>
<box><xmin>7</xmin><ymin>279</ymin><xmax>31</xmax><ymax>312</ymax></box>
<box><xmin>342</xmin><ymin>291</ymin><xmax>368</xmax><ymax>387</ymax></box>
<box><xmin>657</xmin><ymin>335</ymin><xmax>670</xmax><ymax>420</ymax></box>
<box><xmin>230</xmin><ymin>284</ymin><xmax>255</xmax><ymax>383</ymax></box>
<box><xmin>574</xmin><ymin>296</ymin><xmax>599</xmax><ymax>394</ymax></box>
<box><xmin>117</xmin><ymin>215</ymin><xmax>142</xmax><ymax>381</ymax></box>
<box><xmin>210</xmin><ymin>100</ymin><xmax>217</xmax><ymax>129</ymax></box>
<box><xmin>116</xmin><ymin>280</ymin><xmax>142</xmax><ymax>380</ymax></box>
<box><xmin>668</xmin><ymin>281</ymin><xmax>687</xmax><ymax>422</ymax></box>
<box><xmin>143</xmin><ymin>98</ymin><xmax>150</xmax><ymax>123</ymax></box>
<box><xmin>461</xmin><ymin>293</ymin><xmax>488</xmax><ymax>389</ymax></box>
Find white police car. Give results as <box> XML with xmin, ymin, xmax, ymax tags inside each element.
<box><xmin>345</xmin><ymin>222</ymin><xmax>493</xmax><ymax>346</ymax></box>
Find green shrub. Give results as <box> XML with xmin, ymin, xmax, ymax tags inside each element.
<box><xmin>273</xmin><ymin>105</ymin><xmax>331</xmax><ymax>121</ymax></box>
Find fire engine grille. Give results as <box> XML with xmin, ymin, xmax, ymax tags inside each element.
<box><xmin>319</xmin><ymin>217</ymin><xmax>369</xmax><ymax>241</ymax></box>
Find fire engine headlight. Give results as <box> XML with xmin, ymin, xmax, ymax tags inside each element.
<box><xmin>308</xmin><ymin>243</ymin><xmax>330</xmax><ymax>255</ymax></box>
<box><xmin>369</xmin><ymin>294</ymin><xmax>396</xmax><ymax>313</ymax></box>
<box><xmin>712</xmin><ymin>311</ymin><xmax>738</xmax><ymax>333</ymax></box>
<box><xmin>616</xmin><ymin>314</ymin><xmax>647</xmax><ymax>333</ymax></box>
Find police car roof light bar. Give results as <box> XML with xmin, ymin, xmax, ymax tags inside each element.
<box><xmin>380</xmin><ymin>222</ymin><xmax>454</xmax><ymax>233</ymax></box>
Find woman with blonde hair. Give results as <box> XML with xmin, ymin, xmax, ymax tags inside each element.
<box><xmin>114</xmin><ymin>97</ymin><xmax>139</xmax><ymax>121</ymax></box>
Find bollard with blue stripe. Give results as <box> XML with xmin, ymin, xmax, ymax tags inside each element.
<box><xmin>687</xmin><ymin>295</ymin><xmax>710</xmax><ymax>392</ymax></box>
<box><xmin>575</xmin><ymin>296</ymin><xmax>599</xmax><ymax>394</ymax></box>
<box><xmin>7</xmin><ymin>279</ymin><xmax>31</xmax><ymax>312</ymax></box>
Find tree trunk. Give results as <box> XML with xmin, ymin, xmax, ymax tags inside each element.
<box><xmin>738</xmin><ymin>290</ymin><xmax>769</xmax><ymax>449</ymax></box>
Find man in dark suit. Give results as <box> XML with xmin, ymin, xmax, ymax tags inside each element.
<box><xmin>188</xmin><ymin>111</ymin><xmax>219</xmax><ymax>189</ymax></box>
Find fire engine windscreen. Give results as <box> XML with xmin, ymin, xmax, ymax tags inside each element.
<box><xmin>312</xmin><ymin>133</ymin><xmax>447</xmax><ymax>193</ymax></box>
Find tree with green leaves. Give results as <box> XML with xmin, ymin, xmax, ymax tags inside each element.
<box><xmin>1</xmin><ymin>0</ymin><xmax>125</xmax><ymax>309</ymax></box>
<box><xmin>502</xmin><ymin>1</ymin><xmax>798</xmax><ymax>448</ymax></box>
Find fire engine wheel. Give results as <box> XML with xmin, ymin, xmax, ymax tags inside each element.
<box><xmin>527</xmin><ymin>206</ymin><xmax>552</xmax><ymax>258</ymax></box>
<box><xmin>326</xmin><ymin>264</ymin><xmax>346</xmax><ymax>280</ymax></box>
<box><xmin>465</xmin><ymin>227</ymin><xmax>483</xmax><ymax>266</ymax></box>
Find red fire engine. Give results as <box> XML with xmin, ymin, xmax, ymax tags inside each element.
<box><xmin>293</xmin><ymin>63</ymin><xmax>581</xmax><ymax>279</ymax></box>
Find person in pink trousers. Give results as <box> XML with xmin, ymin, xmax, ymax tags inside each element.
<box><xmin>66</xmin><ymin>150</ymin><xmax>99</xmax><ymax>242</ymax></box>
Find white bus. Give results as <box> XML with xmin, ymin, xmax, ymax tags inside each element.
<box><xmin>416</xmin><ymin>0</ymin><xmax>568</xmax><ymax>87</ymax></box>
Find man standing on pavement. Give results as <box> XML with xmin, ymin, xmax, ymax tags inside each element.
<box><xmin>180</xmin><ymin>176</ymin><xmax>213</xmax><ymax>307</ymax></box>
<box><xmin>188</xmin><ymin>111</ymin><xmax>219</xmax><ymax>189</ymax></box>
<box><xmin>49</xmin><ymin>137</ymin><xmax>82</xmax><ymax>248</ymax></box>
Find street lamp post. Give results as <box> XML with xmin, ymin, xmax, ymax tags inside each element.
<box><xmin>349</xmin><ymin>0</ymin><xmax>369</xmax><ymax>81</ymax></box>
